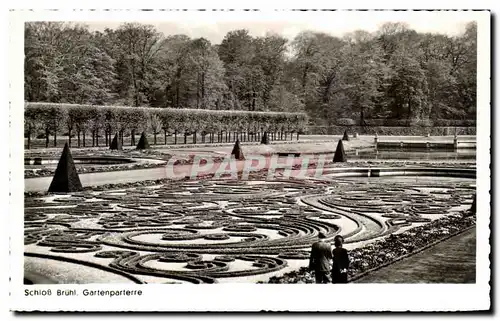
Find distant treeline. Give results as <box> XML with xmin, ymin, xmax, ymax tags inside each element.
<box><xmin>25</xmin><ymin>21</ymin><xmax>477</xmax><ymax>127</ymax></box>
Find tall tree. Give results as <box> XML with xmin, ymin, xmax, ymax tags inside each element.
<box><xmin>341</xmin><ymin>31</ymin><xmax>389</xmax><ymax>125</ymax></box>
<box><xmin>112</xmin><ymin>23</ymin><xmax>164</xmax><ymax>106</ymax></box>
<box><xmin>24</xmin><ymin>22</ymin><xmax>116</xmax><ymax>104</ymax></box>
<box><xmin>185</xmin><ymin>38</ymin><xmax>227</xmax><ymax>109</ymax></box>
<box><xmin>218</xmin><ymin>29</ymin><xmax>256</xmax><ymax>110</ymax></box>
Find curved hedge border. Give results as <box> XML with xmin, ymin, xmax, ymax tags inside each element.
<box><xmin>25</xmin><ymin>102</ymin><xmax>308</xmax><ymax>148</ymax></box>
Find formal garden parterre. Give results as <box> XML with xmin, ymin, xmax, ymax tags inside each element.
<box><xmin>24</xmin><ymin>162</ymin><xmax>476</xmax><ymax>284</ymax></box>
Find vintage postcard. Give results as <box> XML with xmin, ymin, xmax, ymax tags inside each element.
<box><xmin>8</xmin><ymin>8</ymin><xmax>491</xmax><ymax>312</ymax></box>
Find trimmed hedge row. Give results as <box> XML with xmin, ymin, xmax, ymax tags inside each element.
<box><xmin>310</xmin><ymin>126</ymin><xmax>476</xmax><ymax>136</ymax></box>
<box><xmin>334</xmin><ymin>118</ymin><xmax>476</xmax><ymax>127</ymax></box>
<box><xmin>25</xmin><ymin>102</ymin><xmax>309</xmax><ymax>148</ymax></box>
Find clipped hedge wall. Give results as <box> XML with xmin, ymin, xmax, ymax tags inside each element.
<box><xmin>25</xmin><ymin>102</ymin><xmax>309</xmax><ymax>148</ymax></box>
<box><xmin>329</xmin><ymin>118</ymin><xmax>476</xmax><ymax>127</ymax></box>
<box><xmin>309</xmin><ymin>126</ymin><xmax>476</xmax><ymax>136</ymax></box>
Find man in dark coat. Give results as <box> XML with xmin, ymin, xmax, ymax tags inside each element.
<box><xmin>331</xmin><ymin>235</ymin><xmax>349</xmax><ymax>283</ymax></box>
<box><xmin>309</xmin><ymin>232</ymin><xmax>333</xmax><ymax>283</ymax></box>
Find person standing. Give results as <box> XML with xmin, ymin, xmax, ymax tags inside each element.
<box><xmin>331</xmin><ymin>235</ymin><xmax>349</xmax><ymax>283</ymax></box>
<box><xmin>309</xmin><ymin>232</ymin><xmax>333</xmax><ymax>284</ymax></box>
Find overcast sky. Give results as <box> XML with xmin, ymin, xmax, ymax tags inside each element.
<box><xmin>83</xmin><ymin>11</ymin><xmax>476</xmax><ymax>43</ymax></box>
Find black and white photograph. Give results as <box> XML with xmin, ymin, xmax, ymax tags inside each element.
<box><xmin>7</xmin><ymin>8</ymin><xmax>491</xmax><ymax>312</ymax></box>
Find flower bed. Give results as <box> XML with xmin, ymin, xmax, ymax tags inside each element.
<box><xmin>264</xmin><ymin>210</ymin><xmax>476</xmax><ymax>283</ymax></box>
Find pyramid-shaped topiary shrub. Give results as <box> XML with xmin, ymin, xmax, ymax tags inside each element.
<box><xmin>48</xmin><ymin>142</ymin><xmax>83</xmax><ymax>193</ymax></box>
<box><xmin>470</xmin><ymin>194</ymin><xmax>476</xmax><ymax>214</ymax></box>
<box><xmin>136</xmin><ymin>132</ymin><xmax>150</xmax><ymax>150</ymax></box>
<box><xmin>231</xmin><ymin>139</ymin><xmax>245</xmax><ymax>160</ymax></box>
<box><xmin>110</xmin><ymin>133</ymin><xmax>122</xmax><ymax>150</ymax></box>
<box><xmin>261</xmin><ymin>131</ymin><xmax>270</xmax><ymax>145</ymax></box>
<box><xmin>333</xmin><ymin>140</ymin><xmax>347</xmax><ymax>162</ymax></box>
<box><xmin>342</xmin><ymin>130</ymin><xmax>350</xmax><ymax>141</ymax></box>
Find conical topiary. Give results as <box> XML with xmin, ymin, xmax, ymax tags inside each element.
<box><xmin>110</xmin><ymin>133</ymin><xmax>122</xmax><ymax>150</ymax></box>
<box><xmin>261</xmin><ymin>131</ymin><xmax>270</xmax><ymax>145</ymax></box>
<box><xmin>231</xmin><ymin>139</ymin><xmax>245</xmax><ymax>160</ymax></box>
<box><xmin>136</xmin><ymin>132</ymin><xmax>150</xmax><ymax>150</ymax></box>
<box><xmin>333</xmin><ymin>140</ymin><xmax>347</xmax><ymax>162</ymax></box>
<box><xmin>342</xmin><ymin>130</ymin><xmax>350</xmax><ymax>141</ymax></box>
<box><xmin>48</xmin><ymin>142</ymin><xmax>83</xmax><ymax>193</ymax></box>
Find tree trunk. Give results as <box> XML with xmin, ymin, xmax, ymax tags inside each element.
<box><xmin>201</xmin><ymin>72</ymin><xmax>206</xmax><ymax>109</ymax></box>
<box><xmin>53</xmin><ymin>130</ymin><xmax>57</xmax><ymax>147</ymax></box>
<box><xmin>297</xmin><ymin>132</ymin><xmax>299</xmax><ymax>140</ymax></box>
<box><xmin>196</xmin><ymin>72</ymin><xmax>200</xmax><ymax>109</ymax></box>
<box><xmin>406</xmin><ymin>94</ymin><xmax>412</xmax><ymax>126</ymax></box>
<box><xmin>164</xmin><ymin>129</ymin><xmax>167</xmax><ymax>145</ymax></box>
<box><xmin>27</xmin><ymin>130</ymin><xmax>31</xmax><ymax>149</ymax></box>
<box><xmin>105</xmin><ymin>130</ymin><xmax>109</xmax><ymax>146</ymax></box>
<box><xmin>360</xmin><ymin>107</ymin><xmax>366</xmax><ymax>128</ymax></box>
<box><xmin>175</xmin><ymin>69</ymin><xmax>181</xmax><ymax>108</ymax></box>
<box><xmin>83</xmin><ymin>132</ymin><xmax>86</xmax><ymax>147</ymax></box>
<box><xmin>45</xmin><ymin>128</ymin><xmax>50</xmax><ymax>148</ymax></box>
<box><xmin>193</xmin><ymin>130</ymin><xmax>197</xmax><ymax>144</ymax></box>
<box><xmin>68</xmin><ymin>129</ymin><xmax>72</xmax><ymax>147</ymax></box>
<box><xmin>77</xmin><ymin>131</ymin><xmax>81</xmax><ymax>147</ymax></box>
<box><xmin>131</xmin><ymin>129</ymin><xmax>135</xmax><ymax>146</ymax></box>
<box><xmin>121</xmin><ymin>130</ymin><xmax>124</xmax><ymax>146</ymax></box>
<box><xmin>174</xmin><ymin>130</ymin><xmax>177</xmax><ymax>144</ymax></box>
<box><xmin>302</xmin><ymin>64</ymin><xmax>309</xmax><ymax>97</ymax></box>
<box><xmin>154</xmin><ymin>133</ymin><xmax>157</xmax><ymax>145</ymax></box>
<box><xmin>184</xmin><ymin>133</ymin><xmax>187</xmax><ymax>145</ymax></box>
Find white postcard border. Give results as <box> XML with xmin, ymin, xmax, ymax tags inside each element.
<box><xmin>7</xmin><ymin>9</ymin><xmax>491</xmax><ymax>312</ymax></box>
